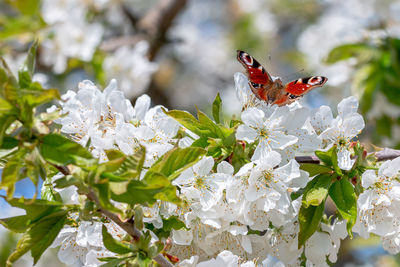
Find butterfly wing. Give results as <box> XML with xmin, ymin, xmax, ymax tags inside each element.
<box><xmin>237</xmin><ymin>50</ymin><xmax>275</xmax><ymax>101</ymax></box>
<box><xmin>274</xmin><ymin>76</ymin><xmax>328</xmax><ymax>106</ymax></box>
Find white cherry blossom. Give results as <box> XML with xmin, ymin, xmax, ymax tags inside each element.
<box><xmin>236</xmin><ymin>107</ymin><xmax>298</xmax><ymax>161</ymax></box>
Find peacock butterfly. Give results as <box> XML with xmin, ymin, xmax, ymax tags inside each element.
<box><xmin>237</xmin><ymin>50</ymin><xmax>327</xmax><ymax>106</ymax></box>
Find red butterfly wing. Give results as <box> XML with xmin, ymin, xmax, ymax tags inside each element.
<box><xmin>273</xmin><ymin>76</ymin><xmax>328</xmax><ymax>106</ymax></box>
<box><xmin>237</xmin><ymin>50</ymin><xmax>272</xmax><ymax>85</ymax></box>
<box><xmin>284</xmin><ymin>76</ymin><xmax>327</xmax><ymax>96</ymax></box>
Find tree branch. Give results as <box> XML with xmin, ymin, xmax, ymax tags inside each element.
<box><xmin>295</xmin><ymin>148</ymin><xmax>400</xmax><ymax>164</ymax></box>
<box><xmin>101</xmin><ymin>0</ymin><xmax>187</xmax><ymax>58</ymax></box>
<box><xmin>53</xmin><ymin>165</ymin><xmax>173</xmax><ymax>267</ymax></box>
<box><xmin>86</xmin><ymin>191</ymin><xmax>174</xmax><ymax>267</ymax></box>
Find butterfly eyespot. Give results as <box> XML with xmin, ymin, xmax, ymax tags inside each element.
<box><xmin>251</xmin><ymin>82</ymin><xmax>262</xmax><ymax>89</ymax></box>
<box><xmin>308</xmin><ymin>76</ymin><xmax>323</xmax><ymax>85</ymax></box>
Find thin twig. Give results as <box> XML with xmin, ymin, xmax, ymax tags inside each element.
<box><xmin>295</xmin><ymin>148</ymin><xmax>400</xmax><ymax>164</ymax></box>
<box><xmin>52</xmin><ymin>165</ymin><xmax>173</xmax><ymax>267</ymax></box>
<box><xmin>86</xmin><ymin>191</ymin><xmax>174</xmax><ymax>267</ymax></box>
<box><xmin>101</xmin><ymin>0</ymin><xmax>187</xmax><ymax>58</ymax></box>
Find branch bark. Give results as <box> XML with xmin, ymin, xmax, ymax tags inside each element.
<box><xmin>53</xmin><ymin>165</ymin><xmax>173</xmax><ymax>267</ymax></box>
<box><xmin>295</xmin><ymin>148</ymin><xmax>400</xmax><ymax>164</ymax></box>
<box><xmin>86</xmin><ymin>191</ymin><xmax>174</xmax><ymax>267</ymax></box>
<box><xmin>101</xmin><ymin>0</ymin><xmax>187</xmax><ymax>59</ymax></box>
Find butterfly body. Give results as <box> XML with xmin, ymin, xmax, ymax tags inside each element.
<box><xmin>237</xmin><ymin>50</ymin><xmax>327</xmax><ymax>106</ymax></box>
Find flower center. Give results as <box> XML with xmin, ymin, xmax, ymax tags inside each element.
<box><xmin>259</xmin><ymin>128</ymin><xmax>269</xmax><ymax>139</ymax></box>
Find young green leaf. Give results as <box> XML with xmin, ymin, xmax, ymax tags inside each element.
<box><xmin>145</xmin><ymin>147</ymin><xmax>206</xmax><ymax>181</ymax></box>
<box><xmin>20</xmin><ymin>87</ymin><xmax>61</xmax><ymax>107</ymax></box>
<box><xmin>315</xmin><ymin>146</ymin><xmax>342</xmax><ymax>176</ymax></box>
<box><xmin>300</xmin><ymin>163</ymin><xmax>332</xmax><ymax>177</ymax></box>
<box><xmin>113</xmin><ymin>146</ymin><xmax>145</xmax><ymax>178</ymax></box>
<box><xmin>18</xmin><ymin>41</ymin><xmax>38</xmax><ymax>88</ymax></box>
<box><xmin>298</xmin><ymin>199</ymin><xmax>325</xmax><ymax>248</ymax></box>
<box><xmin>102</xmin><ymin>225</ymin><xmax>132</xmax><ymax>254</ymax></box>
<box><xmin>325</xmin><ymin>43</ymin><xmax>378</xmax><ymax>64</ymax></box>
<box><xmin>0</xmin><ymin>215</ymin><xmax>31</xmax><ymax>233</ymax></box>
<box><xmin>111</xmin><ymin>173</ymin><xmax>180</xmax><ymax>205</ymax></box>
<box><xmin>0</xmin><ymin>57</ymin><xmax>18</xmax><ymax>101</ymax></box>
<box><xmin>0</xmin><ymin>115</ymin><xmax>18</xmax><ymax>147</ymax></box>
<box><xmin>0</xmin><ymin>150</ymin><xmax>25</xmax><ymax>198</ymax></box>
<box><xmin>5</xmin><ymin>197</ymin><xmax>64</xmax><ymax>221</ymax></box>
<box><xmin>6</xmin><ymin>210</ymin><xmax>68</xmax><ymax>266</ymax></box>
<box><xmin>329</xmin><ymin>178</ymin><xmax>357</xmax><ymax>237</ymax></box>
<box><xmin>147</xmin><ymin>216</ymin><xmax>186</xmax><ymax>239</ymax></box>
<box><xmin>212</xmin><ymin>92</ymin><xmax>222</xmax><ymax>124</ymax></box>
<box><xmin>39</xmin><ymin>134</ymin><xmax>95</xmax><ymax>166</ymax></box>
<box><xmin>302</xmin><ymin>174</ymin><xmax>332</xmax><ymax>208</ymax></box>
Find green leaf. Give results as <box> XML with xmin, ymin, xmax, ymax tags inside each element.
<box><xmin>165</xmin><ymin>109</ymin><xmax>233</xmax><ymax>139</ymax></box>
<box><xmin>7</xmin><ymin>0</ymin><xmax>41</xmax><ymax>15</ymax></box>
<box><xmin>94</xmin><ymin>183</ymin><xmax>123</xmax><ymax>214</ymax></box>
<box><xmin>298</xmin><ymin>200</ymin><xmax>325</xmax><ymax>248</ymax></box>
<box><xmin>18</xmin><ymin>41</ymin><xmax>37</xmax><ymax>88</ymax></box>
<box><xmin>300</xmin><ymin>163</ymin><xmax>333</xmax><ymax>177</ymax></box>
<box><xmin>0</xmin><ymin>15</ymin><xmax>44</xmax><ymax>39</ymax></box>
<box><xmin>302</xmin><ymin>174</ymin><xmax>332</xmax><ymax>207</ymax></box>
<box><xmin>114</xmin><ymin>147</ymin><xmax>145</xmax><ymax>178</ymax></box>
<box><xmin>197</xmin><ymin>109</ymin><xmax>233</xmax><ymax>138</ymax></box>
<box><xmin>147</xmin><ymin>216</ymin><xmax>186</xmax><ymax>239</ymax></box>
<box><xmin>0</xmin><ymin>115</ymin><xmax>17</xmax><ymax>147</ymax></box>
<box><xmin>5</xmin><ymin>197</ymin><xmax>64</xmax><ymax>221</ymax></box>
<box><xmin>6</xmin><ymin>211</ymin><xmax>68</xmax><ymax>266</ymax></box>
<box><xmin>145</xmin><ymin>147</ymin><xmax>206</xmax><ymax>181</ymax></box>
<box><xmin>134</xmin><ymin>206</ymin><xmax>144</xmax><ymax>230</ymax></box>
<box><xmin>111</xmin><ymin>173</ymin><xmax>180</xmax><ymax>205</ymax></box>
<box><xmin>21</xmin><ymin>87</ymin><xmax>61</xmax><ymax>107</ymax></box>
<box><xmin>1</xmin><ymin>136</ymin><xmax>18</xmax><ymax>149</ymax></box>
<box><xmin>41</xmin><ymin>178</ymin><xmax>62</xmax><ymax>202</ymax></box>
<box><xmin>315</xmin><ymin>146</ymin><xmax>342</xmax><ymax>175</ymax></box>
<box><xmin>0</xmin><ymin>215</ymin><xmax>31</xmax><ymax>233</ymax></box>
<box><xmin>53</xmin><ymin>175</ymin><xmax>82</xmax><ymax>189</ymax></box>
<box><xmin>191</xmin><ymin>136</ymin><xmax>209</xmax><ymax>148</ymax></box>
<box><xmin>99</xmin><ymin>257</ymin><xmax>129</xmax><ymax>267</ymax></box>
<box><xmin>212</xmin><ymin>93</ymin><xmax>222</xmax><ymax>124</ymax></box>
<box><xmin>326</xmin><ymin>43</ymin><xmax>378</xmax><ymax>64</ymax></box>
<box><xmin>0</xmin><ymin>150</ymin><xmax>25</xmax><ymax>198</ymax></box>
<box><xmin>0</xmin><ymin>97</ymin><xmax>14</xmax><ymax>113</ymax></box>
<box><xmin>0</xmin><ymin>57</ymin><xmax>18</xmax><ymax>100</ymax></box>
<box><xmin>39</xmin><ymin>134</ymin><xmax>95</xmax><ymax>166</ymax></box>
<box><xmin>102</xmin><ymin>225</ymin><xmax>132</xmax><ymax>254</ymax></box>
<box><xmin>329</xmin><ymin>178</ymin><xmax>357</xmax><ymax>237</ymax></box>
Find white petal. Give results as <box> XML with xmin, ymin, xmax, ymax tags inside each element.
<box><xmin>172</xmin><ymin>229</ymin><xmax>193</xmax><ymax>245</ymax></box>
<box><xmin>269</xmin><ymin>132</ymin><xmax>298</xmax><ymax>150</ymax></box>
<box><xmin>241</xmin><ymin>107</ymin><xmax>265</xmax><ymax>128</ymax></box>
<box><xmin>337</xmin><ymin>96</ymin><xmax>359</xmax><ymax>117</ymax></box>
<box><xmin>361</xmin><ymin>170</ymin><xmax>378</xmax><ymax>188</ymax></box>
<box><xmin>342</xmin><ymin>113</ymin><xmax>365</xmax><ymax>138</ymax></box>
<box><xmin>217</xmin><ymin>161</ymin><xmax>234</xmax><ymax>175</ymax></box>
<box><xmin>236</xmin><ymin>125</ymin><xmax>258</xmax><ymax>142</ymax></box>
<box><xmin>193</xmin><ymin>156</ymin><xmax>214</xmax><ymax>176</ymax></box>
<box><xmin>133</xmin><ymin>94</ymin><xmax>151</xmax><ymax>120</ymax></box>
<box><xmin>251</xmin><ymin>140</ymin><xmax>272</xmax><ymax>161</ymax></box>
<box><xmin>337</xmin><ymin>149</ymin><xmax>355</xmax><ymax>171</ymax></box>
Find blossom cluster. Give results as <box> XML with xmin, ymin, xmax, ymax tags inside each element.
<box><xmin>47</xmin><ymin>71</ymin><xmax>400</xmax><ymax>267</ymax></box>
<box><xmin>39</xmin><ymin>0</ymin><xmax>158</xmax><ymax>98</ymax></box>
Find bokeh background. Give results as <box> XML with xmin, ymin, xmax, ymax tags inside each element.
<box><xmin>1</xmin><ymin>0</ymin><xmax>400</xmax><ymax>266</ymax></box>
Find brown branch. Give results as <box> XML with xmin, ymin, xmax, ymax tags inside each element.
<box><xmin>52</xmin><ymin>166</ymin><xmax>173</xmax><ymax>267</ymax></box>
<box><xmin>86</xmin><ymin>191</ymin><xmax>174</xmax><ymax>267</ymax></box>
<box><xmin>101</xmin><ymin>0</ymin><xmax>187</xmax><ymax>58</ymax></box>
<box><xmin>136</xmin><ymin>0</ymin><xmax>187</xmax><ymax>60</ymax></box>
<box><xmin>295</xmin><ymin>148</ymin><xmax>400</xmax><ymax>164</ymax></box>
